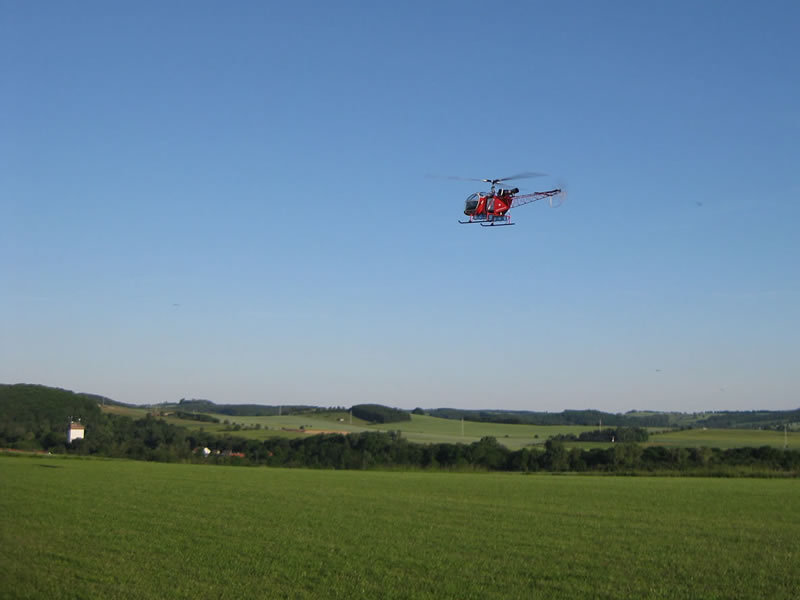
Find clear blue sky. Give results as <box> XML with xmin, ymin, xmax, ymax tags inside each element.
<box><xmin>2</xmin><ymin>1</ymin><xmax>798</xmax><ymax>412</ymax></box>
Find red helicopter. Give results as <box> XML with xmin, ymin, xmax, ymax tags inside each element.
<box><xmin>448</xmin><ymin>172</ymin><xmax>565</xmax><ymax>227</ymax></box>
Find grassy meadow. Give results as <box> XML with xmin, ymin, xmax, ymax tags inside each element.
<box><xmin>648</xmin><ymin>427</ymin><xmax>798</xmax><ymax>449</ymax></box>
<box><xmin>101</xmin><ymin>405</ymin><xmax>601</xmax><ymax>448</ymax></box>
<box><xmin>2</xmin><ymin>455</ymin><xmax>798</xmax><ymax>599</ymax></box>
<box><xmin>101</xmin><ymin>404</ymin><xmax>797</xmax><ymax>450</ymax></box>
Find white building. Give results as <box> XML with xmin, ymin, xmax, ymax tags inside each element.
<box><xmin>67</xmin><ymin>421</ymin><xmax>85</xmax><ymax>443</ymax></box>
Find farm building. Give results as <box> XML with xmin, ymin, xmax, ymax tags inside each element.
<box><xmin>67</xmin><ymin>421</ymin><xmax>85</xmax><ymax>443</ymax></box>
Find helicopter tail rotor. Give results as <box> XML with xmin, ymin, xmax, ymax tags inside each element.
<box><xmin>548</xmin><ymin>180</ymin><xmax>568</xmax><ymax>207</ymax></box>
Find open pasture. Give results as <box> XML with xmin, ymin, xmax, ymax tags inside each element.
<box><xmin>367</xmin><ymin>414</ymin><xmax>599</xmax><ymax>449</ymax></box>
<box><xmin>649</xmin><ymin>427</ymin><xmax>798</xmax><ymax>450</ymax></box>
<box><xmin>1</xmin><ymin>456</ymin><xmax>798</xmax><ymax>599</ymax></box>
<box><xmin>236</xmin><ymin>413</ymin><xmax>599</xmax><ymax>449</ymax></box>
<box><xmin>100</xmin><ymin>405</ymin><xmax>599</xmax><ymax>448</ymax></box>
<box><xmin>99</xmin><ymin>405</ymin><xmax>796</xmax><ymax>449</ymax></box>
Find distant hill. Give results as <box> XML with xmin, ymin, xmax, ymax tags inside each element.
<box><xmin>164</xmin><ymin>399</ymin><xmax>321</xmax><ymax>417</ymax></box>
<box><xmin>0</xmin><ymin>383</ymin><xmax>208</xmax><ymax>460</ymax></box>
<box><xmin>692</xmin><ymin>410</ymin><xmax>800</xmax><ymax>430</ymax></box>
<box><xmin>350</xmin><ymin>404</ymin><xmax>410</xmax><ymax>424</ymax></box>
<box><xmin>76</xmin><ymin>392</ymin><xmax>131</xmax><ymax>408</ymax></box>
<box><xmin>0</xmin><ymin>383</ymin><xmax>103</xmax><ymax>450</ymax></box>
<box><xmin>423</xmin><ymin>407</ymin><xmax>800</xmax><ymax>430</ymax></box>
<box><xmin>424</xmin><ymin>408</ymin><xmax>671</xmax><ymax>427</ymax></box>
<box><xmin>4</xmin><ymin>382</ymin><xmax>798</xmax><ymax>432</ymax></box>
<box><xmin>165</xmin><ymin>400</ymin><xmax>411</xmax><ymax>422</ymax></box>
<box><xmin>2</xmin><ymin>383</ymin><xmax>798</xmax><ymax>473</ymax></box>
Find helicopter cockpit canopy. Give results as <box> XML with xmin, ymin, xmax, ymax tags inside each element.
<box><xmin>464</xmin><ymin>192</ymin><xmax>485</xmax><ymax>216</ymax></box>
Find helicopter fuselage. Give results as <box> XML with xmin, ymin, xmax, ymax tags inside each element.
<box><xmin>463</xmin><ymin>187</ymin><xmax>518</xmax><ymax>218</ymax></box>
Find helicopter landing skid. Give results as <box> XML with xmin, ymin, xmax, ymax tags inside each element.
<box><xmin>458</xmin><ymin>216</ymin><xmax>514</xmax><ymax>226</ymax></box>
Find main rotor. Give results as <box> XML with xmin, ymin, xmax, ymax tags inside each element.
<box><xmin>432</xmin><ymin>171</ymin><xmax>546</xmax><ymax>193</ymax></box>
<box><xmin>479</xmin><ymin>171</ymin><xmax>546</xmax><ymax>186</ymax></box>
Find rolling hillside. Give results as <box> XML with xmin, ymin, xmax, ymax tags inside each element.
<box><xmin>3</xmin><ymin>383</ymin><xmax>798</xmax><ymax>452</ymax></box>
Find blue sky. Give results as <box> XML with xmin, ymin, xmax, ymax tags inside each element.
<box><xmin>2</xmin><ymin>1</ymin><xmax>798</xmax><ymax>412</ymax></box>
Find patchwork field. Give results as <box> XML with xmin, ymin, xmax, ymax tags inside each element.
<box><xmin>1</xmin><ymin>456</ymin><xmax>798</xmax><ymax>599</ymax></box>
<box><xmin>101</xmin><ymin>404</ymin><xmax>797</xmax><ymax>450</ymax></box>
<box><xmin>101</xmin><ymin>405</ymin><xmax>601</xmax><ymax>448</ymax></box>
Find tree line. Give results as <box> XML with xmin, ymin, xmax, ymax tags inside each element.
<box><xmin>22</xmin><ymin>421</ymin><xmax>800</xmax><ymax>476</ymax></box>
<box><xmin>692</xmin><ymin>409</ymin><xmax>800</xmax><ymax>430</ymax></box>
<box><xmin>2</xmin><ymin>384</ymin><xmax>798</xmax><ymax>475</ymax></box>
<box><xmin>197</xmin><ymin>433</ymin><xmax>799</xmax><ymax>474</ymax></box>
<box><xmin>424</xmin><ymin>408</ymin><xmax>671</xmax><ymax>427</ymax></box>
<box><xmin>350</xmin><ymin>404</ymin><xmax>411</xmax><ymax>424</ymax></box>
<box><xmin>551</xmin><ymin>427</ymin><xmax>650</xmax><ymax>443</ymax></box>
<box><xmin>174</xmin><ymin>399</ymin><xmax>322</xmax><ymax>417</ymax></box>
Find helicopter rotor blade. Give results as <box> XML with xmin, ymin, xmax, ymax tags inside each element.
<box><xmin>494</xmin><ymin>171</ymin><xmax>547</xmax><ymax>183</ymax></box>
<box><xmin>425</xmin><ymin>174</ymin><xmax>486</xmax><ymax>183</ymax></box>
<box><xmin>426</xmin><ymin>171</ymin><xmax>548</xmax><ymax>184</ymax></box>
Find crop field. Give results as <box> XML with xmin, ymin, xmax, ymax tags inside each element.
<box><xmin>371</xmin><ymin>415</ymin><xmax>599</xmax><ymax>449</ymax></box>
<box><xmin>649</xmin><ymin>428</ymin><xmax>798</xmax><ymax>450</ymax></box>
<box><xmin>2</xmin><ymin>456</ymin><xmax>798</xmax><ymax>599</ymax></box>
<box><xmin>100</xmin><ymin>404</ymin><xmax>796</xmax><ymax>450</ymax></box>
<box><xmin>100</xmin><ymin>405</ymin><xmax>605</xmax><ymax>448</ymax></box>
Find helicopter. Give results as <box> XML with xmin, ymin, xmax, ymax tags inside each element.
<box><xmin>446</xmin><ymin>172</ymin><xmax>565</xmax><ymax>227</ymax></box>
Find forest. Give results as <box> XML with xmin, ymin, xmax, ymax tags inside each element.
<box><xmin>350</xmin><ymin>403</ymin><xmax>411</xmax><ymax>424</ymax></box>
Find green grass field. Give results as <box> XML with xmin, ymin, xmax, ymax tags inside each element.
<box><xmin>649</xmin><ymin>427</ymin><xmax>798</xmax><ymax>449</ymax></box>
<box><xmin>375</xmin><ymin>415</ymin><xmax>600</xmax><ymax>449</ymax></box>
<box><xmin>2</xmin><ymin>455</ymin><xmax>798</xmax><ymax>599</ymax></box>
<box><xmin>100</xmin><ymin>405</ymin><xmax>798</xmax><ymax>450</ymax></box>
<box><xmin>102</xmin><ymin>406</ymin><xmax>606</xmax><ymax>448</ymax></box>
